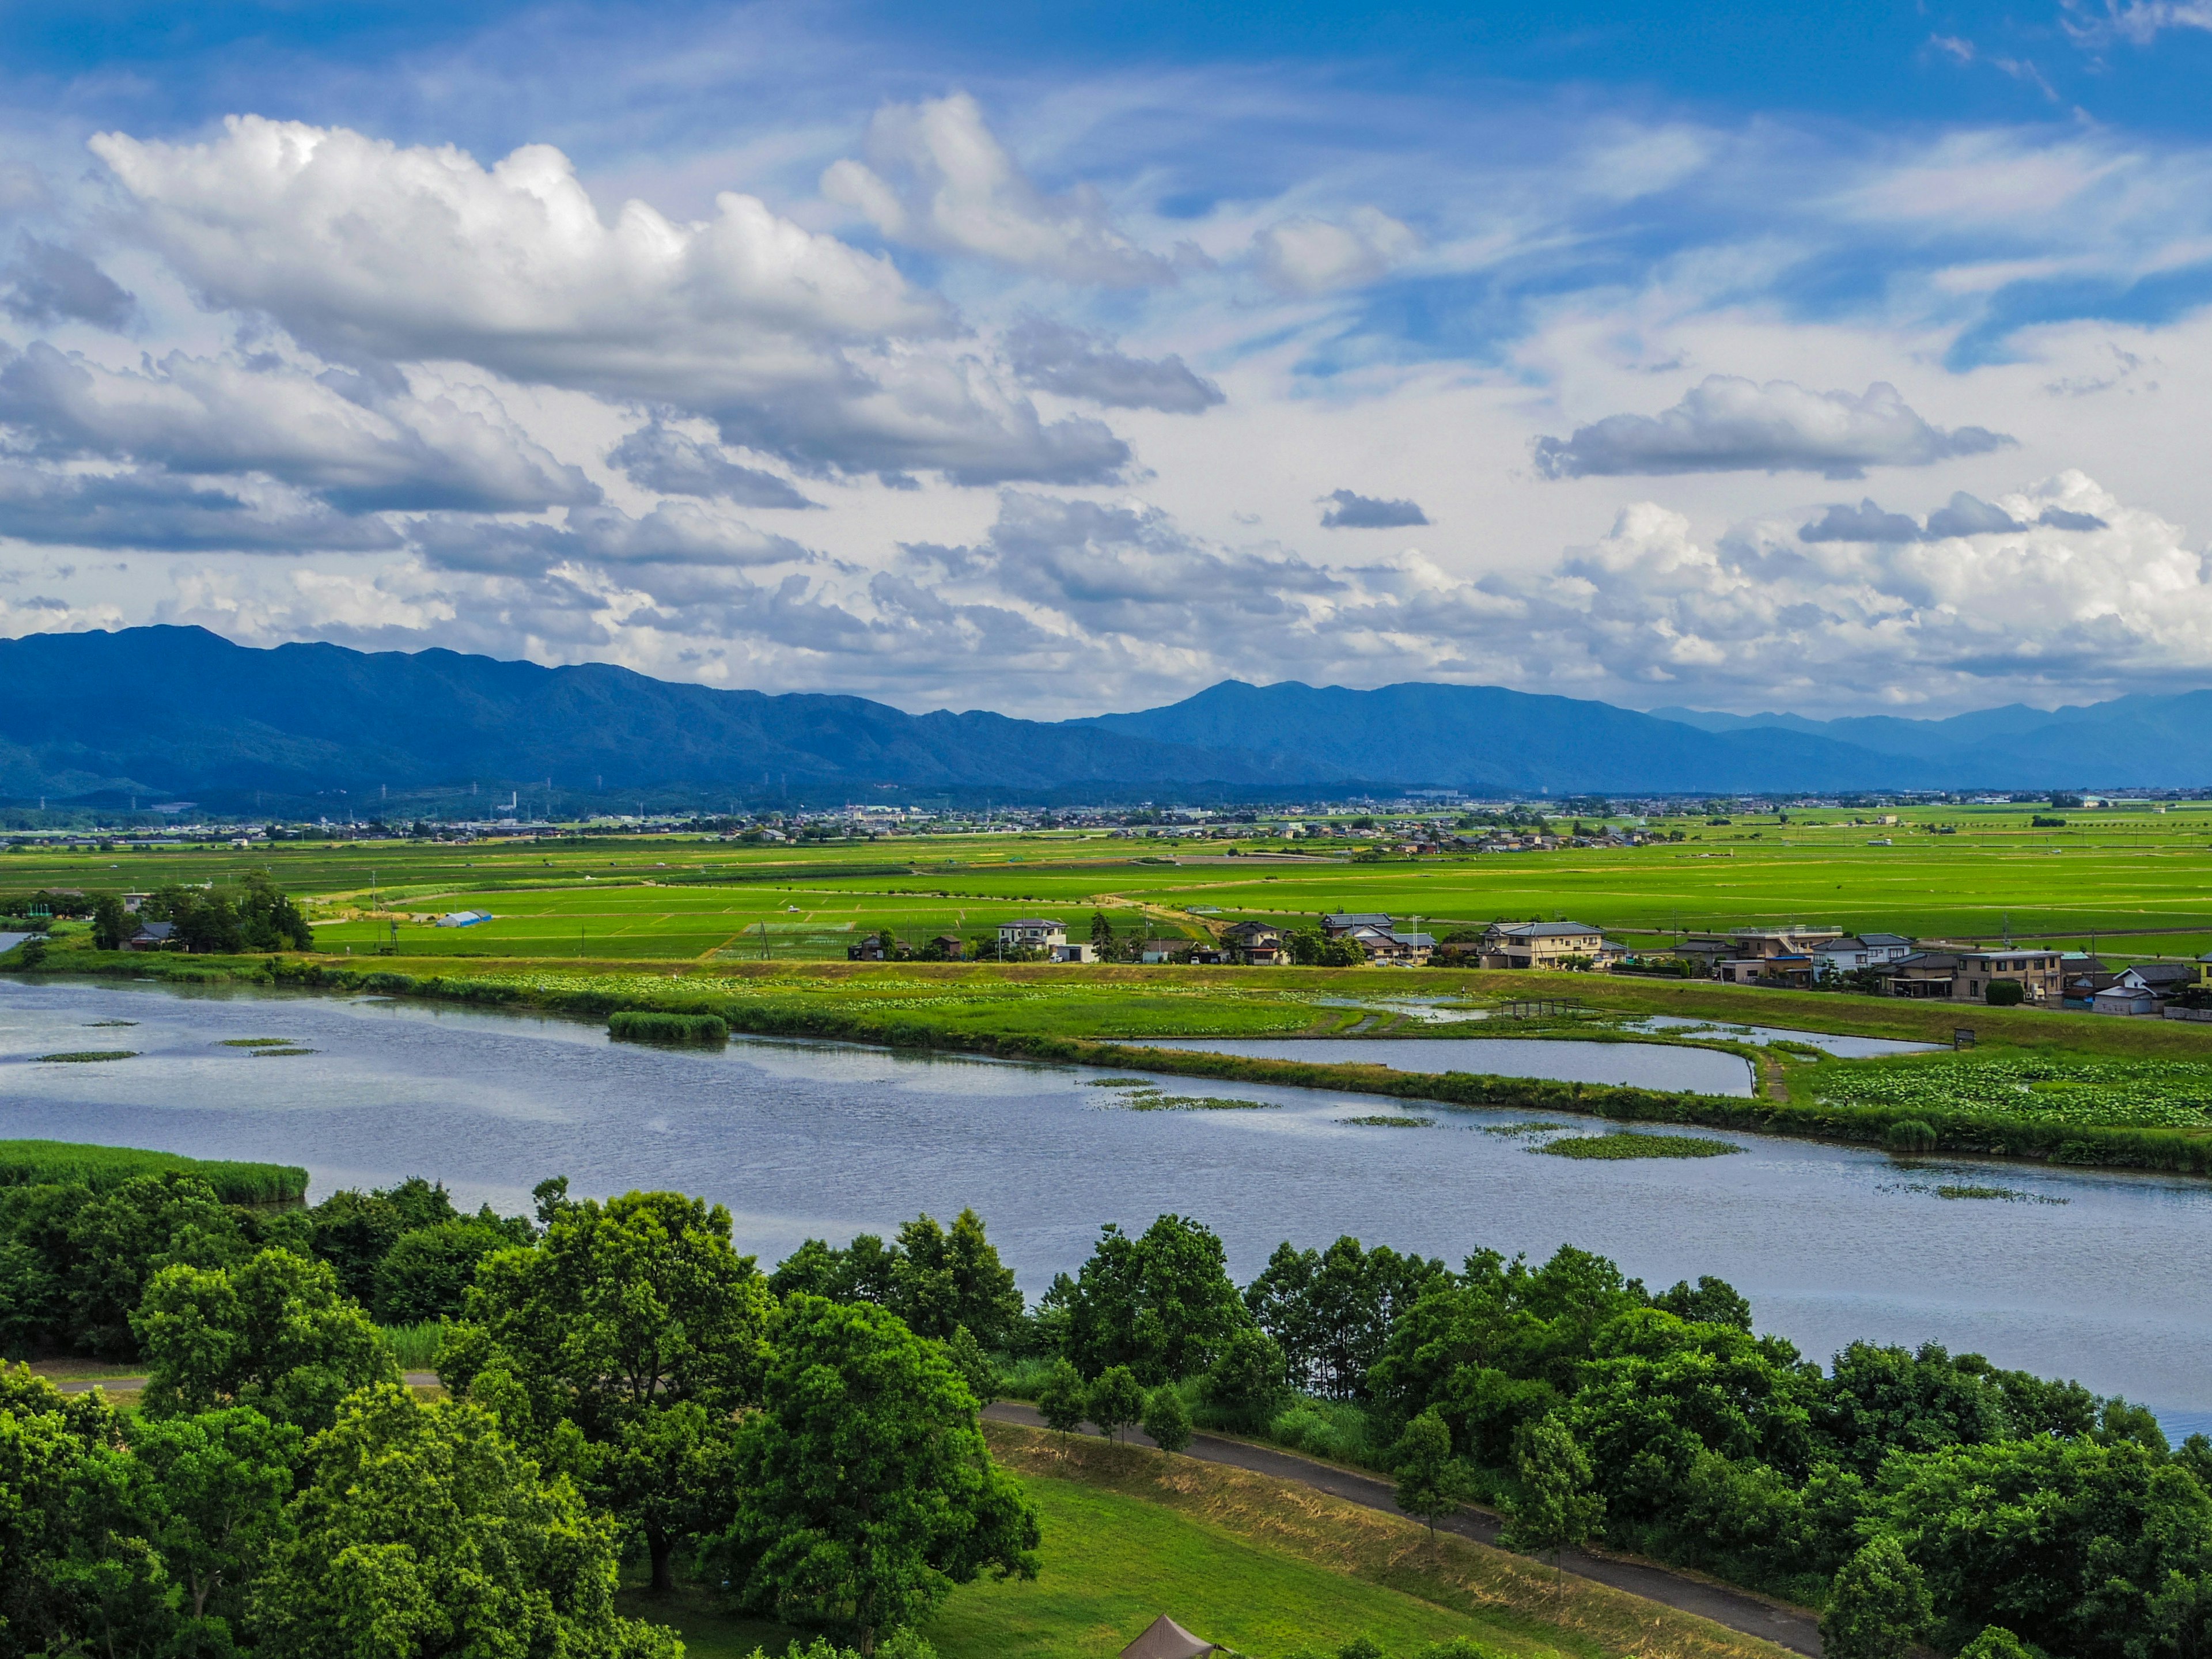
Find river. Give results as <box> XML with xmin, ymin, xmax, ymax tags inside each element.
<box><xmin>5</xmin><ymin>976</ymin><xmax>2210</xmax><ymax>1437</ymax></box>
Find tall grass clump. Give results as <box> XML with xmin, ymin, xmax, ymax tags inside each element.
<box><xmin>608</xmin><ymin>1010</ymin><xmax>728</xmax><ymax>1046</ymax></box>
<box><xmin>0</xmin><ymin>1140</ymin><xmax>309</xmax><ymax>1203</ymax></box>
<box><xmin>1885</xmin><ymin>1119</ymin><xmax>1939</xmax><ymax>1154</ymax></box>
<box><xmin>376</xmin><ymin>1322</ymin><xmax>449</xmax><ymax>1369</ymax></box>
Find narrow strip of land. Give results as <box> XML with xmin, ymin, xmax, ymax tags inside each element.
<box><xmin>981</xmin><ymin>1401</ymin><xmax>1823</xmax><ymax>1658</ymax></box>
<box><xmin>41</xmin><ymin>1373</ymin><xmax>1816</xmax><ymax>1654</ymax></box>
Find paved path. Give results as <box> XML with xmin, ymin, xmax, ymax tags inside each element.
<box><xmin>983</xmin><ymin>1402</ymin><xmax>1821</xmax><ymax>1657</ymax></box>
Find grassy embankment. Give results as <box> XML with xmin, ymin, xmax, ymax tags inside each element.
<box><xmin>0</xmin><ymin>1139</ymin><xmax>308</xmax><ymax>1204</ymax></box>
<box><xmin>622</xmin><ymin>1423</ymin><xmax>1791</xmax><ymax>1659</ymax></box>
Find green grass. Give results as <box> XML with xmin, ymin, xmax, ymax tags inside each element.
<box><xmin>608</xmin><ymin>1010</ymin><xmax>729</xmax><ymax>1044</ymax></box>
<box><xmin>376</xmin><ymin>1322</ymin><xmax>448</xmax><ymax>1369</ymax></box>
<box><xmin>36</xmin><ymin>1049</ymin><xmax>138</xmax><ymax>1062</ymax></box>
<box><xmin>628</xmin><ymin>1426</ymin><xmax>1789</xmax><ymax>1659</ymax></box>
<box><xmin>221</xmin><ymin>1037</ymin><xmax>294</xmax><ymax>1047</ymax></box>
<box><xmin>1339</xmin><ymin>1115</ymin><xmax>1435</xmax><ymax>1128</ymax></box>
<box><xmin>1536</xmin><ymin>1133</ymin><xmax>1743</xmax><ymax>1160</ymax></box>
<box><xmin>0</xmin><ymin>1140</ymin><xmax>309</xmax><ymax>1203</ymax></box>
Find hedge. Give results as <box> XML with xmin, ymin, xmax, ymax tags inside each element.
<box><xmin>608</xmin><ymin>1010</ymin><xmax>729</xmax><ymax>1045</ymax></box>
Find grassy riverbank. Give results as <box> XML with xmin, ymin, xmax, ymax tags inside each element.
<box><xmin>15</xmin><ymin>938</ymin><xmax>2212</xmax><ymax>1173</ymax></box>
<box><xmin>618</xmin><ymin>1424</ymin><xmax>1791</xmax><ymax>1659</ymax></box>
<box><xmin>0</xmin><ymin>1139</ymin><xmax>308</xmax><ymax>1203</ymax></box>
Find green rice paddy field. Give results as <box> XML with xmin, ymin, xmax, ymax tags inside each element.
<box><xmin>9</xmin><ymin>801</ymin><xmax>2209</xmax><ymax>965</ymax></box>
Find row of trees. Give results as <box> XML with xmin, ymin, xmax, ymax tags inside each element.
<box><xmin>15</xmin><ymin>1171</ymin><xmax>2211</xmax><ymax>1659</ymax></box>
<box><xmin>2</xmin><ymin>1179</ymin><xmax>1041</xmax><ymax>1659</ymax></box>
<box><xmin>984</xmin><ymin>1217</ymin><xmax>2212</xmax><ymax>1659</ymax></box>
<box><xmin>79</xmin><ymin>876</ymin><xmax>315</xmax><ymax>953</ymax></box>
<box><xmin>0</xmin><ymin>1171</ymin><xmax>531</xmax><ymax>1358</ymax></box>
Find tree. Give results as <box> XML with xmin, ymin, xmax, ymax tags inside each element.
<box><xmin>91</xmin><ymin>896</ymin><xmax>130</xmax><ymax>952</ymax></box>
<box><xmin>1090</xmin><ymin>911</ymin><xmax>1115</xmax><ymax>953</ymax></box>
<box><xmin>890</xmin><ymin>1210</ymin><xmax>1024</xmax><ymax>1348</ymax></box>
<box><xmin>1499</xmin><ymin>1416</ymin><xmax>1602</xmax><ymax>1573</ymax></box>
<box><xmin>1820</xmin><ymin>1537</ymin><xmax>1933</xmax><ymax>1659</ymax></box>
<box><xmin>372</xmin><ymin>1213</ymin><xmax>529</xmax><ymax>1324</ymax></box>
<box><xmin>1199</xmin><ymin>1327</ymin><xmax>1289</xmax><ymax>1430</ymax></box>
<box><xmin>1065</xmin><ymin>1214</ymin><xmax>1251</xmax><ymax>1384</ymax></box>
<box><xmin>1142</xmin><ymin>1386</ymin><xmax>1193</xmax><ymax>1455</ymax></box>
<box><xmin>251</xmin><ymin>1384</ymin><xmax>679</xmax><ymax>1659</ymax></box>
<box><xmin>134</xmin><ymin>1248</ymin><xmax>399</xmax><ymax>1434</ymax></box>
<box><xmin>442</xmin><ymin>1187</ymin><xmax>772</xmax><ymax>1593</ymax></box>
<box><xmin>707</xmin><ymin>1296</ymin><xmax>1039</xmax><ymax>1655</ymax></box>
<box><xmin>1036</xmin><ymin>1359</ymin><xmax>1089</xmax><ymax>1433</ymax></box>
<box><xmin>1957</xmin><ymin>1630</ymin><xmax>2036</xmax><ymax>1659</ymax></box>
<box><xmin>944</xmin><ymin>1325</ymin><xmax>999</xmax><ymax>1407</ymax></box>
<box><xmin>1393</xmin><ymin>1409</ymin><xmax>1477</xmax><ymax>1541</ymax></box>
<box><xmin>307</xmin><ymin>1178</ymin><xmax>460</xmax><ymax>1308</ymax></box>
<box><xmin>1653</xmin><ymin>1275</ymin><xmax>1753</xmax><ymax>1332</ymax></box>
<box><xmin>62</xmin><ymin>1174</ymin><xmax>246</xmax><ymax>1359</ymax></box>
<box><xmin>1088</xmin><ymin>1366</ymin><xmax>1145</xmax><ymax>1443</ymax></box>
<box><xmin>116</xmin><ymin>1407</ymin><xmax>300</xmax><ymax>1629</ymax></box>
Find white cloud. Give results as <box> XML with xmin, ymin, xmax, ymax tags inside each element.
<box><xmin>0</xmin><ymin>343</ymin><xmax>599</xmax><ymax>513</ymax></box>
<box><xmin>1532</xmin><ymin>377</ymin><xmax>2016</xmax><ymax>480</ymax></box>
<box><xmin>1250</xmin><ymin>207</ymin><xmax>1418</xmax><ymax>294</ymax></box>
<box><xmin>821</xmin><ymin>92</ymin><xmax>1178</xmax><ymax>286</ymax></box>
<box><xmin>90</xmin><ymin>116</ymin><xmax>1126</xmax><ymax>484</ymax></box>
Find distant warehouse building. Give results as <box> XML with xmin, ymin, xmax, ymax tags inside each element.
<box><xmin>435</xmin><ymin>910</ymin><xmax>494</xmax><ymax>927</ymax></box>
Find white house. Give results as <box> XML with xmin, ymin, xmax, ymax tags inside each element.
<box><xmin>1812</xmin><ymin>933</ymin><xmax>1914</xmax><ymax>979</ymax></box>
<box><xmin>997</xmin><ymin>918</ymin><xmax>1067</xmax><ymax>950</ymax></box>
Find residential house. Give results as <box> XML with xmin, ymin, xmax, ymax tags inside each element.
<box><xmin>2094</xmin><ymin>984</ymin><xmax>2163</xmax><ymax>1017</ymax></box>
<box><xmin>2118</xmin><ymin>962</ymin><xmax>2197</xmax><ymax>1002</ymax></box>
<box><xmin>1221</xmin><ymin>921</ymin><xmax>1288</xmax><ymax>965</ymax></box>
<box><xmin>1348</xmin><ymin>926</ymin><xmax>1435</xmax><ymax>965</ymax></box>
<box><xmin>1321</xmin><ymin>911</ymin><xmax>1393</xmax><ymax>937</ymax></box>
<box><xmin>123</xmin><ymin>921</ymin><xmax>176</xmax><ymax>952</ymax></box>
<box><xmin>997</xmin><ymin>918</ymin><xmax>1067</xmax><ymax>950</ymax></box>
<box><xmin>1478</xmin><ymin>921</ymin><xmax>1619</xmax><ymax>970</ymax></box>
<box><xmin>1878</xmin><ymin>947</ymin><xmax>2065</xmax><ymax>1005</ymax></box>
<box><xmin>1812</xmin><ymin>934</ymin><xmax>1914</xmax><ymax>979</ymax></box>
<box><xmin>1049</xmin><ymin>942</ymin><xmax>1097</xmax><ymax>963</ymax></box>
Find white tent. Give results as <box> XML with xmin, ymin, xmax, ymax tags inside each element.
<box><xmin>1119</xmin><ymin>1614</ymin><xmax>1218</xmax><ymax>1659</ymax></box>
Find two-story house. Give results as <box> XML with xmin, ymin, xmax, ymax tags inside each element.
<box><xmin>1478</xmin><ymin>921</ymin><xmax>1620</xmax><ymax>970</ymax></box>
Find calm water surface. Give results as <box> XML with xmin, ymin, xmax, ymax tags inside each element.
<box><xmin>1155</xmin><ymin>1035</ymin><xmax>1756</xmax><ymax>1094</ymax></box>
<box><xmin>5</xmin><ymin>978</ymin><xmax>2210</xmax><ymax>1435</ymax></box>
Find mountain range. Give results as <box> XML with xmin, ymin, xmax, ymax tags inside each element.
<box><xmin>2</xmin><ymin>626</ymin><xmax>2208</xmax><ymax>809</ymax></box>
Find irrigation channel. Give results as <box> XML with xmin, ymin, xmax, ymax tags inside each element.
<box><xmin>6</xmin><ymin>975</ymin><xmax>2212</xmax><ymax>1438</ymax></box>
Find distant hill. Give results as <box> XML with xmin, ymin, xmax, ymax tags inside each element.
<box><xmin>1648</xmin><ymin>692</ymin><xmax>2212</xmax><ymax>783</ymax></box>
<box><xmin>0</xmin><ymin>627</ymin><xmax>2205</xmax><ymax>808</ymax></box>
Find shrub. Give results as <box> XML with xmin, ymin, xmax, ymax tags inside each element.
<box><xmin>608</xmin><ymin>1010</ymin><xmax>729</xmax><ymax>1045</ymax></box>
<box><xmin>1199</xmin><ymin>1327</ymin><xmax>1289</xmax><ymax>1429</ymax></box>
<box><xmin>1821</xmin><ymin>1538</ymin><xmax>1932</xmax><ymax>1659</ymax></box>
<box><xmin>1985</xmin><ymin>979</ymin><xmax>2026</xmax><ymax>1007</ymax></box>
<box><xmin>1884</xmin><ymin>1119</ymin><xmax>1938</xmax><ymax>1154</ymax></box>
<box><xmin>1142</xmin><ymin>1384</ymin><xmax>1194</xmax><ymax>1453</ymax></box>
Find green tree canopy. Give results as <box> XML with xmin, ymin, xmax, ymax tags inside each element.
<box><xmin>1394</xmin><ymin>1408</ymin><xmax>1478</xmax><ymax>1540</ymax></box>
<box><xmin>442</xmin><ymin>1186</ymin><xmax>771</xmax><ymax>1591</ymax></box>
<box><xmin>1498</xmin><ymin>1415</ymin><xmax>1602</xmax><ymax>1566</ymax></box>
<box><xmin>1143</xmin><ymin>1385</ymin><xmax>1193</xmax><ymax>1455</ymax></box>
<box><xmin>1065</xmin><ymin>1214</ymin><xmax>1251</xmax><ymax>1385</ymax></box>
<box><xmin>889</xmin><ymin>1210</ymin><xmax>1024</xmax><ymax>1349</ymax></box>
<box><xmin>1820</xmin><ymin>1537</ymin><xmax>1933</xmax><ymax>1659</ymax></box>
<box><xmin>1087</xmin><ymin>1366</ymin><xmax>1145</xmax><ymax>1443</ymax></box>
<box><xmin>707</xmin><ymin>1295</ymin><xmax>1039</xmax><ymax>1655</ymax></box>
<box><xmin>252</xmin><ymin>1384</ymin><xmax>679</xmax><ymax>1659</ymax></box>
<box><xmin>134</xmin><ymin>1248</ymin><xmax>399</xmax><ymax>1434</ymax></box>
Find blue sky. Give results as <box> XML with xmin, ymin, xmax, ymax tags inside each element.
<box><xmin>3</xmin><ymin>0</ymin><xmax>2211</xmax><ymax>719</ymax></box>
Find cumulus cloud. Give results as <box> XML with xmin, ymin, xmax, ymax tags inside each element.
<box><xmin>822</xmin><ymin>93</ymin><xmax>1177</xmax><ymax>286</ymax></box>
<box><xmin>1318</xmin><ymin>488</ymin><xmax>1429</xmax><ymax>529</ymax></box>
<box><xmin>608</xmin><ymin>423</ymin><xmax>820</xmax><ymax>509</ymax></box>
<box><xmin>91</xmin><ymin>116</ymin><xmax>1123</xmax><ymax>484</ymax></box>
<box><xmin>1531</xmin><ymin>377</ymin><xmax>2017</xmax><ymax>480</ymax></box>
<box><xmin>1001</xmin><ymin>315</ymin><xmax>1222</xmax><ymax>412</ymax></box>
<box><xmin>414</xmin><ymin>501</ymin><xmax>813</xmax><ymax>577</ymax></box>
<box><xmin>1</xmin><ymin>237</ymin><xmax>135</xmax><ymax>329</ymax></box>
<box><xmin>0</xmin><ymin>463</ymin><xmax>404</xmax><ymax>552</ymax></box>
<box><xmin>1801</xmin><ymin>491</ymin><xmax>2111</xmax><ymax>543</ymax></box>
<box><xmin>1251</xmin><ymin>207</ymin><xmax>1418</xmax><ymax>295</ymax></box>
<box><xmin>0</xmin><ymin>343</ymin><xmax>599</xmax><ymax>513</ymax></box>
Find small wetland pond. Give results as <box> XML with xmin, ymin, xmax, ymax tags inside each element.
<box><xmin>6</xmin><ymin>977</ymin><xmax>2212</xmax><ymax>1437</ymax></box>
